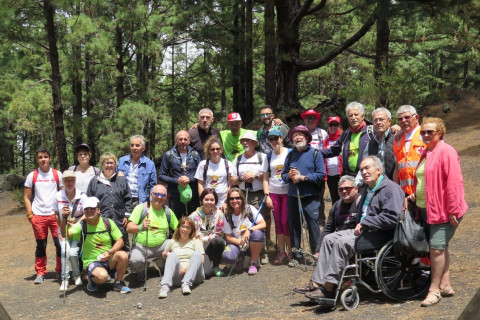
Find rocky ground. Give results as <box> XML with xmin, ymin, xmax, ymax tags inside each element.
<box><xmin>0</xmin><ymin>92</ymin><xmax>479</xmax><ymax>319</ymax></box>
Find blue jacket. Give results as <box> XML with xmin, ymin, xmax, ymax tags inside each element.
<box><xmin>281</xmin><ymin>145</ymin><xmax>325</xmax><ymax>196</ymax></box>
<box><xmin>117</xmin><ymin>154</ymin><xmax>157</xmax><ymax>204</ymax></box>
<box><xmin>321</xmin><ymin>125</ymin><xmax>370</xmax><ymax>176</ymax></box>
<box><xmin>158</xmin><ymin>146</ymin><xmax>200</xmax><ymax>197</ymax></box>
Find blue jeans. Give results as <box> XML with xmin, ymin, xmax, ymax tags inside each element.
<box><xmin>60</xmin><ymin>238</ymin><xmax>81</xmax><ymax>280</ymax></box>
<box><xmin>287</xmin><ymin>195</ymin><xmax>320</xmax><ymax>259</ymax></box>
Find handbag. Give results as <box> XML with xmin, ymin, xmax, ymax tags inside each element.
<box><xmin>393</xmin><ymin>203</ymin><xmax>429</xmax><ymax>256</ymax></box>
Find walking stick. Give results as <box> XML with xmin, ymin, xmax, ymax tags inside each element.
<box><xmin>63</xmin><ymin>219</ymin><xmax>67</xmax><ymax>303</ymax></box>
<box><xmin>144</xmin><ymin>188</ymin><xmax>150</xmax><ymax>291</ymax></box>
<box><xmin>296</xmin><ymin>185</ymin><xmax>310</xmax><ymax>271</ymax></box>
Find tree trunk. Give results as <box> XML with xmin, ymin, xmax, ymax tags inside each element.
<box><xmin>72</xmin><ymin>42</ymin><xmax>83</xmax><ymax>148</ymax></box>
<box><xmin>375</xmin><ymin>0</ymin><xmax>390</xmax><ymax>108</ymax></box>
<box><xmin>85</xmin><ymin>49</ymin><xmax>97</xmax><ymax>165</ymax></box>
<box><xmin>264</xmin><ymin>0</ymin><xmax>277</xmax><ymax>110</ymax></box>
<box><xmin>43</xmin><ymin>0</ymin><xmax>68</xmax><ymax>171</ymax></box>
<box><xmin>115</xmin><ymin>25</ymin><xmax>125</xmax><ymax>107</ymax></box>
<box><xmin>463</xmin><ymin>60</ymin><xmax>469</xmax><ymax>88</ymax></box>
<box><xmin>245</xmin><ymin>0</ymin><xmax>253</xmax><ymax>124</ymax></box>
<box><xmin>221</xmin><ymin>62</ymin><xmax>226</xmax><ymax>121</ymax></box>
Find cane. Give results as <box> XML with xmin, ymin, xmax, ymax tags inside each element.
<box><xmin>144</xmin><ymin>188</ymin><xmax>150</xmax><ymax>291</ymax></box>
<box><xmin>63</xmin><ymin>217</ymin><xmax>68</xmax><ymax>303</ymax></box>
<box><xmin>227</xmin><ymin>195</ymin><xmax>267</xmax><ymax>279</ymax></box>
<box><xmin>296</xmin><ymin>185</ymin><xmax>310</xmax><ymax>271</ymax></box>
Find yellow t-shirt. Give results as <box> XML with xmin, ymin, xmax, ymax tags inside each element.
<box><xmin>415</xmin><ymin>158</ymin><xmax>426</xmax><ymax>208</ymax></box>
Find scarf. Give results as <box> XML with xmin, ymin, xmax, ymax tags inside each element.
<box><xmin>349</xmin><ymin>120</ymin><xmax>366</xmax><ymax>134</ymax></box>
<box><xmin>324</xmin><ymin>130</ymin><xmax>342</xmax><ymax>147</ymax></box>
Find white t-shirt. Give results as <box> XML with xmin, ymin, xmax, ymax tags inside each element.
<box><xmin>310</xmin><ymin>128</ymin><xmax>328</xmax><ymax>150</ymax></box>
<box><xmin>25</xmin><ymin>168</ymin><xmax>63</xmax><ymax>216</ymax></box>
<box><xmin>195</xmin><ymin>159</ymin><xmax>235</xmax><ymax>207</ymax></box>
<box><xmin>52</xmin><ymin>189</ymin><xmax>88</xmax><ymax>224</ymax></box>
<box><xmin>68</xmin><ymin>166</ymin><xmax>99</xmax><ymax>194</ymax></box>
<box><xmin>261</xmin><ymin>148</ymin><xmax>289</xmax><ymax>195</ymax></box>
<box><xmin>234</xmin><ymin>152</ymin><xmax>266</xmax><ymax>192</ymax></box>
<box><xmin>223</xmin><ymin>205</ymin><xmax>263</xmax><ymax>239</ymax></box>
<box><xmin>325</xmin><ymin>139</ymin><xmax>341</xmax><ymax>176</ymax></box>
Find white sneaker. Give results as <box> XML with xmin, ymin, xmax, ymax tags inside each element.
<box><xmin>261</xmin><ymin>252</ymin><xmax>269</xmax><ymax>265</ymax></box>
<box><xmin>158</xmin><ymin>285</ymin><xmax>170</xmax><ymax>298</ymax></box>
<box><xmin>181</xmin><ymin>283</ymin><xmax>191</xmax><ymax>295</ymax></box>
<box><xmin>74</xmin><ymin>277</ymin><xmax>82</xmax><ymax>286</ymax></box>
<box><xmin>59</xmin><ymin>280</ymin><xmax>69</xmax><ymax>291</ymax></box>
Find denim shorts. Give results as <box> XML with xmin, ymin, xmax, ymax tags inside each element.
<box><xmin>86</xmin><ymin>260</ymin><xmax>115</xmax><ymax>277</ymax></box>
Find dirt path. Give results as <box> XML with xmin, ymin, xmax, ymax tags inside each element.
<box><xmin>1</xmin><ymin>92</ymin><xmax>479</xmax><ymax>320</ymax></box>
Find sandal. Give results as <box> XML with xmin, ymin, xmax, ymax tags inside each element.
<box><xmin>440</xmin><ymin>286</ymin><xmax>455</xmax><ymax>297</ymax></box>
<box><xmin>293</xmin><ymin>281</ymin><xmax>319</xmax><ymax>294</ymax></box>
<box><xmin>274</xmin><ymin>252</ymin><xmax>288</xmax><ymax>265</ymax></box>
<box><xmin>421</xmin><ymin>291</ymin><xmax>442</xmax><ymax>307</ymax></box>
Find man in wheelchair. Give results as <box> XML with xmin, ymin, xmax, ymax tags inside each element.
<box><xmin>293</xmin><ymin>156</ymin><xmax>404</xmax><ymax>301</ymax></box>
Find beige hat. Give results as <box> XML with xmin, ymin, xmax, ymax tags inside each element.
<box><xmin>62</xmin><ymin>170</ymin><xmax>76</xmax><ymax>180</ymax></box>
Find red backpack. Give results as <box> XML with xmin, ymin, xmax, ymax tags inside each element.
<box><xmin>32</xmin><ymin>168</ymin><xmax>60</xmax><ymax>190</ymax></box>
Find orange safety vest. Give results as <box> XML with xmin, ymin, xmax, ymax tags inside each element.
<box><xmin>393</xmin><ymin>128</ymin><xmax>425</xmax><ymax>195</ymax></box>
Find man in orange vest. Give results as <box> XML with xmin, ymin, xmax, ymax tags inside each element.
<box><xmin>393</xmin><ymin>105</ymin><xmax>426</xmax><ymax>195</ymax></box>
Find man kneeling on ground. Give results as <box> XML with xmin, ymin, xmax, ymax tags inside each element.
<box><xmin>293</xmin><ymin>156</ymin><xmax>403</xmax><ymax>301</ymax></box>
<box><xmin>61</xmin><ymin>197</ymin><xmax>131</xmax><ymax>293</ymax></box>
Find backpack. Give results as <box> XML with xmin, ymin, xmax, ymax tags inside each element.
<box><xmin>73</xmin><ymin>165</ymin><xmax>100</xmax><ymax>176</ymax></box>
<box><xmin>32</xmin><ymin>168</ymin><xmax>60</xmax><ymax>190</ymax></box>
<box><xmin>168</xmin><ymin>148</ymin><xmax>200</xmax><ymax>175</ymax></box>
<box><xmin>235</xmin><ymin>152</ymin><xmax>263</xmax><ymax>179</ymax></box>
<box><xmin>203</xmin><ymin>158</ymin><xmax>230</xmax><ymax>184</ymax></box>
<box><xmin>80</xmin><ymin>217</ymin><xmax>115</xmax><ymax>249</ymax></box>
<box><xmin>132</xmin><ymin>203</ymin><xmax>173</xmax><ymax>245</ymax></box>
<box><xmin>226</xmin><ymin>205</ymin><xmax>254</xmax><ymax>230</ymax></box>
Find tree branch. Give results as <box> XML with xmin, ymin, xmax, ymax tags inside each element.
<box><xmin>306</xmin><ymin>0</ymin><xmax>328</xmax><ymax>16</ymax></box>
<box><xmin>296</xmin><ymin>12</ymin><xmax>377</xmax><ymax>71</ymax></box>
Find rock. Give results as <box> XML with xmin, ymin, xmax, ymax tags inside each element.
<box><xmin>442</xmin><ymin>103</ymin><xmax>451</xmax><ymax>113</ymax></box>
<box><xmin>0</xmin><ymin>174</ymin><xmax>25</xmax><ymax>191</ymax></box>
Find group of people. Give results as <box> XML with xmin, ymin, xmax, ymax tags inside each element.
<box><xmin>23</xmin><ymin>104</ymin><xmax>467</xmax><ymax>307</ymax></box>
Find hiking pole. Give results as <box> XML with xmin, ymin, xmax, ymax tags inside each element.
<box><xmin>227</xmin><ymin>195</ymin><xmax>267</xmax><ymax>279</ymax></box>
<box><xmin>63</xmin><ymin>207</ymin><xmax>69</xmax><ymax>303</ymax></box>
<box><xmin>295</xmin><ymin>185</ymin><xmax>310</xmax><ymax>271</ymax></box>
<box><xmin>144</xmin><ymin>187</ymin><xmax>150</xmax><ymax>291</ymax></box>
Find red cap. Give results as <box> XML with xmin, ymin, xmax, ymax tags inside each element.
<box><xmin>328</xmin><ymin>116</ymin><xmax>341</xmax><ymax>124</ymax></box>
<box><xmin>228</xmin><ymin>112</ymin><xmax>242</xmax><ymax>121</ymax></box>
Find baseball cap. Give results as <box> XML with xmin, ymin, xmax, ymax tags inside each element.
<box><xmin>75</xmin><ymin>143</ymin><xmax>91</xmax><ymax>153</ymax></box>
<box><xmin>84</xmin><ymin>197</ymin><xmax>100</xmax><ymax>209</ymax></box>
<box><xmin>268</xmin><ymin>128</ymin><xmax>282</xmax><ymax>137</ymax></box>
<box><xmin>228</xmin><ymin>112</ymin><xmax>242</xmax><ymax>122</ymax></box>
<box><xmin>328</xmin><ymin>116</ymin><xmax>341</xmax><ymax>124</ymax></box>
<box><xmin>62</xmin><ymin>170</ymin><xmax>76</xmax><ymax>180</ymax></box>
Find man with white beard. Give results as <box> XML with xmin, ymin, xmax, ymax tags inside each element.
<box><xmin>281</xmin><ymin>125</ymin><xmax>326</xmax><ymax>266</ymax></box>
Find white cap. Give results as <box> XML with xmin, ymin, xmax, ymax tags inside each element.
<box><xmin>83</xmin><ymin>197</ymin><xmax>100</xmax><ymax>209</ymax></box>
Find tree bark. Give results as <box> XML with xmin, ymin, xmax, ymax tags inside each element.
<box><xmin>85</xmin><ymin>48</ymin><xmax>97</xmax><ymax>165</ymax></box>
<box><xmin>115</xmin><ymin>25</ymin><xmax>125</xmax><ymax>107</ymax></box>
<box><xmin>264</xmin><ymin>0</ymin><xmax>277</xmax><ymax>110</ymax></box>
<box><xmin>375</xmin><ymin>0</ymin><xmax>390</xmax><ymax>107</ymax></box>
<box><xmin>245</xmin><ymin>0</ymin><xmax>254</xmax><ymax>124</ymax></box>
<box><xmin>43</xmin><ymin>0</ymin><xmax>68</xmax><ymax>171</ymax></box>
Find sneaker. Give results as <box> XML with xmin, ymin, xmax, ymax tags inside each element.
<box><xmin>212</xmin><ymin>267</ymin><xmax>225</xmax><ymax>277</ymax></box>
<box><xmin>113</xmin><ymin>281</ymin><xmax>131</xmax><ymax>294</ymax></box>
<box><xmin>248</xmin><ymin>262</ymin><xmax>258</xmax><ymax>275</ymax></box>
<box><xmin>181</xmin><ymin>283</ymin><xmax>191</xmax><ymax>295</ymax></box>
<box><xmin>59</xmin><ymin>280</ymin><xmax>69</xmax><ymax>291</ymax></box>
<box><xmin>34</xmin><ymin>275</ymin><xmax>45</xmax><ymax>284</ymax></box>
<box><xmin>288</xmin><ymin>259</ymin><xmax>299</xmax><ymax>268</ymax></box>
<box><xmin>261</xmin><ymin>252</ymin><xmax>269</xmax><ymax>265</ymax></box>
<box><xmin>87</xmin><ymin>276</ymin><xmax>99</xmax><ymax>293</ymax></box>
<box><xmin>274</xmin><ymin>252</ymin><xmax>288</xmax><ymax>265</ymax></box>
<box><xmin>56</xmin><ymin>272</ymin><xmax>62</xmax><ymax>280</ymax></box>
<box><xmin>235</xmin><ymin>256</ymin><xmax>245</xmax><ymax>273</ymax></box>
<box><xmin>74</xmin><ymin>276</ymin><xmax>82</xmax><ymax>286</ymax></box>
<box><xmin>158</xmin><ymin>285</ymin><xmax>170</xmax><ymax>299</ymax></box>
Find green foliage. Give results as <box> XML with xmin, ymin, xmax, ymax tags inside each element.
<box><xmin>12</xmin><ymin>188</ymin><xmax>25</xmax><ymax>208</ymax></box>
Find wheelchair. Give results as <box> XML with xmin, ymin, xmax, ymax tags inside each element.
<box><xmin>310</xmin><ymin>231</ymin><xmax>431</xmax><ymax>310</ymax></box>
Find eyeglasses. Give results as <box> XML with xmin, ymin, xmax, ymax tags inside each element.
<box><xmin>305</xmin><ymin>116</ymin><xmax>316</xmax><ymax>121</ymax></box>
<box><xmin>180</xmin><ymin>225</ymin><xmax>192</xmax><ymax>230</ymax></box>
<box><xmin>397</xmin><ymin>114</ymin><xmax>416</xmax><ymax>121</ymax></box>
<box><xmin>338</xmin><ymin>186</ymin><xmax>355</xmax><ymax>192</ymax></box>
<box><xmin>103</xmin><ymin>161</ymin><xmax>116</xmax><ymax>166</ymax></box>
<box><xmin>229</xmin><ymin>196</ymin><xmax>242</xmax><ymax>201</ymax></box>
<box><xmin>268</xmin><ymin>136</ymin><xmax>280</xmax><ymax>142</ymax></box>
<box><xmin>328</xmin><ymin>123</ymin><xmax>339</xmax><ymax>127</ymax></box>
<box><xmin>240</xmin><ymin>139</ymin><xmax>253</xmax><ymax>144</ymax></box>
<box><xmin>260</xmin><ymin>113</ymin><xmax>272</xmax><ymax>119</ymax></box>
<box><xmin>420</xmin><ymin>130</ymin><xmax>438</xmax><ymax>136</ymax></box>
<box><xmin>210</xmin><ymin>147</ymin><xmax>221</xmax><ymax>151</ymax></box>
<box><xmin>152</xmin><ymin>192</ymin><xmax>167</xmax><ymax>198</ymax></box>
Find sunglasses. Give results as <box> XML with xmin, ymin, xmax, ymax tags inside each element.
<box><xmin>229</xmin><ymin>196</ymin><xmax>242</xmax><ymax>201</ymax></box>
<box><xmin>328</xmin><ymin>123</ymin><xmax>339</xmax><ymax>127</ymax></box>
<box><xmin>268</xmin><ymin>136</ymin><xmax>280</xmax><ymax>142</ymax></box>
<box><xmin>260</xmin><ymin>113</ymin><xmax>272</xmax><ymax>119</ymax></box>
<box><xmin>397</xmin><ymin>114</ymin><xmax>416</xmax><ymax>121</ymax></box>
<box><xmin>210</xmin><ymin>147</ymin><xmax>221</xmax><ymax>151</ymax></box>
<box><xmin>152</xmin><ymin>192</ymin><xmax>167</xmax><ymax>198</ymax></box>
<box><xmin>305</xmin><ymin>116</ymin><xmax>316</xmax><ymax>121</ymax></box>
<box><xmin>338</xmin><ymin>186</ymin><xmax>355</xmax><ymax>192</ymax></box>
<box><xmin>103</xmin><ymin>161</ymin><xmax>116</xmax><ymax>166</ymax></box>
<box><xmin>420</xmin><ymin>130</ymin><xmax>438</xmax><ymax>136</ymax></box>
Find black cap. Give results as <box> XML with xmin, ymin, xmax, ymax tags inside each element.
<box><xmin>75</xmin><ymin>143</ymin><xmax>91</xmax><ymax>153</ymax></box>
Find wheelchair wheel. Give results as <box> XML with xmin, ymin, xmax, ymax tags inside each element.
<box><xmin>340</xmin><ymin>287</ymin><xmax>360</xmax><ymax>310</ymax></box>
<box><xmin>375</xmin><ymin>240</ymin><xmax>430</xmax><ymax>301</ymax></box>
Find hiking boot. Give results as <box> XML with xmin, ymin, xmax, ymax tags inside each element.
<box><xmin>113</xmin><ymin>281</ymin><xmax>131</xmax><ymax>294</ymax></box>
<box><xmin>158</xmin><ymin>285</ymin><xmax>170</xmax><ymax>298</ymax></box>
<box><xmin>248</xmin><ymin>262</ymin><xmax>258</xmax><ymax>275</ymax></box>
<box><xmin>56</xmin><ymin>272</ymin><xmax>62</xmax><ymax>280</ymax></box>
<box><xmin>136</xmin><ymin>272</ymin><xmax>145</xmax><ymax>283</ymax></box>
<box><xmin>34</xmin><ymin>275</ymin><xmax>45</xmax><ymax>284</ymax></box>
<box><xmin>74</xmin><ymin>276</ymin><xmax>82</xmax><ymax>286</ymax></box>
<box><xmin>59</xmin><ymin>280</ymin><xmax>69</xmax><ymax>291</ymax></box>
<box><xmin>181</xmin><ymin>283</ymin><xmax>191</xmax><ymax>295</ymax></box>
<box><xmin>235</xmin><ymin>256</ymin><xmax>245</xmax><ymax>273</ymax></box>
<box><xmin>305</xmin><ymin>286</ymin><xmax>335</xmax><ymax>299</ymax></box>
<box><xmin>87</xmin><ymin>275</ymin><xmax>99</xmax><ymax>293</ymax></box>
<box><xmin>274</xmin><ymin>252</ymin><xmax>288</xmax><ymax>265</ymax></box>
